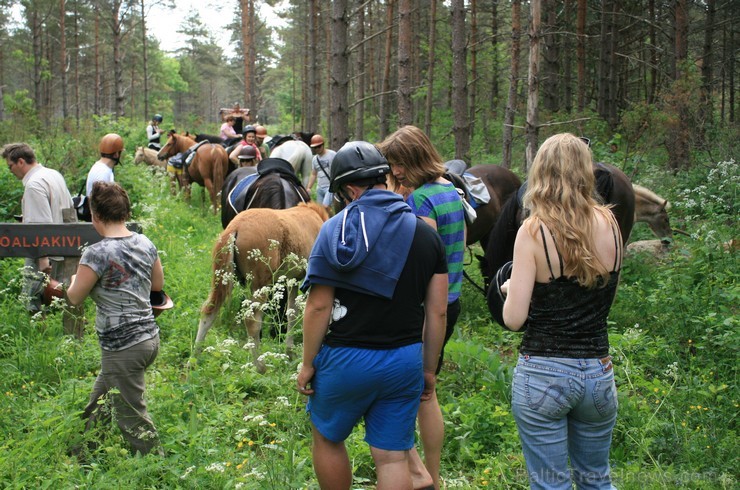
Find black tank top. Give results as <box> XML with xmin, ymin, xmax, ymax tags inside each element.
<box><xmin>519</xmin><ymin>223</ymin><xmax>622</xmax><ymax>358</ymax></box>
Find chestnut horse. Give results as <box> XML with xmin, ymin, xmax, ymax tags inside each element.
<box><xmin>157</xmin><ymin>131</ymin><xmax>229</xmax><ymax>213</ymax></box>
<box><xmin>196</xmin><ymin>202</ymin><xmax>329</xmax><ymax>373</ymax></box>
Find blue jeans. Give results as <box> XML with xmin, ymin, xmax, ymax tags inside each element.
<box><xmin>512</xmin><ymin>355</ymin><xmax>618</xmax><ymax>490</ymax></box>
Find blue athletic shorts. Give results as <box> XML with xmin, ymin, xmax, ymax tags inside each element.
<box><xmin>307</xmin><ymin>343</ymin><xmax>423</xmax><ymax>451</ymax></box>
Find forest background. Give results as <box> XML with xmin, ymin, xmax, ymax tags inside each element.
<box><xmin>0</xmin><ymin>0</ymin><xmax>737</xmax><ymax>488</ymax></box>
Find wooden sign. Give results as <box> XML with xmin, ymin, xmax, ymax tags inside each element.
<box><xmin>0</xmin><ymin>223</ymin><xmax>142</xmax><ymax>258</ymax></box>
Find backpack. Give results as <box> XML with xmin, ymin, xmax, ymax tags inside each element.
<box><xmin>72</xmin><ymin>182</ymin><xmax>92</xmax><ymax>222</ymax></box>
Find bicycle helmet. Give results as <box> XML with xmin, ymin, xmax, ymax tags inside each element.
<box><xmin>152</xmin><ymin>114</ymin><xmax>163</xmax><ymax>123</ymax></box>
<box><xmin>238</xmin><ymin>145</ymin><xmax>258</xmax><ymax>160</ymax></box>
<box><xmin>99</xmin><ymin>133</ymin><xmax>124</xmax><ymax>155</ymax></box>
<box><xmin>309</xmin><ymin>134</ymin><xmax>324</xmax><ymax>148</ymax></box>
<box><xmin>329</xmin><ymin>141</ymin><xmax>390</xmax><ymax>193</ymax></box>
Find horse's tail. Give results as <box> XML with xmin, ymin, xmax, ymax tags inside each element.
<box><xmin>201</xmin><ymin>231</ymin><xmax>237</xmax><ymax>316</ymax></box>
<box><xmin>213</xmin><ymin>145</ymin><xmax>227</xmax><ymax>204</ymax></box>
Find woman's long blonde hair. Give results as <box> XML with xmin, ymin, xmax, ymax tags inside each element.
<box><xmin>378</xmin><ymin>125</ymin><xmax>446</xmax><ymax>189</ymax></box>
<box><xmin>523</xmin><ymin>133</ymin><xmax>615</xmax><ymax>287</ymax></box>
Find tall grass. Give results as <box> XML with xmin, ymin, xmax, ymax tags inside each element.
<box><xmin>0</xmin><ymin>126</ymin><xmax>737</xmax><ymax>488</ymax></box>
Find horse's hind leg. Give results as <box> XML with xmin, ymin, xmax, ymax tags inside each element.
<box><xmin>195</xmin><ymin>309</ymin><xmax>219</xmax><ymax>353</ymax></box>
<box><xmin>245</xmin><ymin>310</ymin><xmax>266</xmax><ymax>374</ymax></box>
<box><xmin>285</xmin><ymin>287</ymin><xmax>297</xmax><ymax>361</ymax></box>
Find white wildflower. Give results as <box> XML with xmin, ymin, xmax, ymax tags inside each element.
<box><xmin>205</xmin><ymin>462</ymin><xmax>226</xmax><ymax>473</ymax></box>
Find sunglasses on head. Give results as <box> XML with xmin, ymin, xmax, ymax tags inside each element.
<box><xmin>579</xmin><ymin>137</ymin><xmax>591</xmax><ymax>148</ymax></box>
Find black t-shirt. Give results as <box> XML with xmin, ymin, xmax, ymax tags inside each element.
<box><xmin>324</xmin><ymin>219</ymin><xmax>447</xmax><ymax>349</ymax></box>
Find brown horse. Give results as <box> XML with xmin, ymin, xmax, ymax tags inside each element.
<box><xmin>464</xmin><ymin>164</ymin><xmax>522</xmax><ymax>248</ymax></box>
<box><xmin>157</xmin><ymin>131</ymin><xmax>229</xmax><ymax>213</ymax></box>
<box><xmin>196</xmin><ymin>202</ymin><xmax>329</xmax><ymax>373</ymax></box>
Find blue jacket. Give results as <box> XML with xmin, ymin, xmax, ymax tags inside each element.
<box><xmin>302</xmin><ymin>189</ymin><xmax>417</xmax><ymax>299</ymax></box>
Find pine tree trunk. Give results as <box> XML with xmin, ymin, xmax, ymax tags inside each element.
<box><xmin>424</xmin><ymin>0</ymin><xmax>437</xmax><ymax>136</ymax></box>
<box><xmin>354</xmin><ymin>0</ymin><xmax>366</xmax><ymax>139</ymax></box>
<box><xmin>700</xmin><ymin>0</ymin><xmax>716</xmax><ymax>130</ymax></box>
<box><xmin>60</xmin><ymin>0</ymin><xmax>68</xmax><ymax>120</ymax></box>
<box><xmin>563</xmin><ymin>0</ymin><xmax>573</xmax><ymax>113</ymax></box>
<box><xmin>469</xmin><ymin>0</ymin><xmax>478</xmax><ymax>137</ymax></box>
<box><xmin>525</xmin><ymin>0</ymin><xmax>542</xmax><ymax>171</ymax></box>
<box><xmin>140</xmin><ymin>0</ymin><xmax>148</xmax><ymax>121</ymax></box>
<box><xmin>451</xmin><ymin>0</ymin><xmax>470</xmax><ymax>161</ymax></box>
<box><xmin>542</xmin><ymin>0</ymin><xmax>559</xmax><ymax>112</ymax></box>
<box><xmin>576</xmin><ymin>0</ymin><xmax>586</xmax><ymax>111</ymax></box>
<box><xmin>331</xmin><ymin>0</ymin><xmax>349</xmax><ymax>148</ymax></box>
<box><xmin>308</xmin><ymin>0</ymin><xmax>319</xmax><ymax>130</ymax></box>
<box><xmin>379</xmin><ymin>0</ymin><xmax>394</xmax><ymax>139</ymax></box>
<box><xmin>667</xmin><ymin>0</ymin><xmax>690</xmax><ymax>170</ymax></box>
<box><xmin>397</xmin><ymin>0</ymin><xmax>413</xmax><ymax>126</ymax></box>
<box><xmin>502</xmin><ymin>0</ymin><xmax>522</xmax><ymax>169</ymax></box>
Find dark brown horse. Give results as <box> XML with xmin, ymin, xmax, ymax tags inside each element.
<box><xmin>481</xmin><ymin>162</ymin><xmax>636</xmax><ymax>290</ymax></box>
<box><xmin>220</xmin><ymin>158</ymin><xmax>311</xmax><ymax>228</ymax></box>
<box><xmin>158</xmin><ymin>131</ymin><xmax>229</xmax><ymax>213</ymax></box>
<box><xmin>463</xmin><ymin>164</ymin><xmax>522</xmax><ymax>249</ymax></box>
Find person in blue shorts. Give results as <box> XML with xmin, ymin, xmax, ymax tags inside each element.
<box><xmin>297</xmin><ymin>141</ymin><xmax>449</xmax><ymax>490</ymax></box>
<box><xmin>380</xmin><ymin>125</ymin><xmax>466</xmax><ymax>489</ymax></box>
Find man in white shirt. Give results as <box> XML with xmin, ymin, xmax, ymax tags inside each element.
<box><xmin>86</xmin><ymin>133</ymin><xmax>124</xmax><ymax>196</ymax></box>
<box><xmin>2</xmin><ymin>142</ymin><xmax>74</xmax><ymax>313</ymax></box>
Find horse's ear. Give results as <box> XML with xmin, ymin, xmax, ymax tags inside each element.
<box><xmin>169</xmin><ymin>129</ymin><xmax>177</xmax><ymax>135</ymax></box>
<box><xmin>662</xmin><ymin>199</ymin><xmax>670</xmax><ymax>211</ymax></box>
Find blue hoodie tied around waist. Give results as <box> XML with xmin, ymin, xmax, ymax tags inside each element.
<box><xmin>301</xmin><ymin>189</ymin><xmax>417</xmax><ymax>299</ymax></box>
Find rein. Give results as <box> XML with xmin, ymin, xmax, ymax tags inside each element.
<box><xmin>462</xmin><ymin>246</ymin><xmax>488</xmax><ymax>296</ymax></box>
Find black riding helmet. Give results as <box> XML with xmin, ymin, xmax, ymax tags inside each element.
<box><xmin>329</xmin><ymin>141</ymin><xmax>390</xmax><ymax>195</ymax></box>
<box><xmin>152</xmin><ymin>114</ymin><xmax>163</xmax><ymax>123</ymax></box>
<box><xmin>242</xmin><ymin>125</ymin><xmax>257</xmax><ymax>136</ymax></box>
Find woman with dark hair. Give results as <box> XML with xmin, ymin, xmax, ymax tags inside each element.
<box><xmin>379</xmin><ymin>125</ymin><xmax>465</xmax><ymax>490</ymax></box>
<box><xmin>66</xmin><ymin>181</ymin><xmax>165</xmax><ymax>456</ymax></box>
<box><xmin>501</xmin><ymin>133</ymin><xmax>623</xmax><ymax>489</ymax></box>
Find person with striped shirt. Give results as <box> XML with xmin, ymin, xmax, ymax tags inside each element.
<box><xmin>380</xmin><ymin>125</ymin><xmax>466</xmax><ymax>490</ymax></box>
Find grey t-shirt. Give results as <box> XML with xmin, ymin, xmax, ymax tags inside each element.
<box><xmin>80</xmin><ymin>233</ymin><xmax>159</xmax><ymax>351</ymax></box>
<box><xmin>312</xmin><ymin>150</ymin><xmax>337</xmax><ymax>190</ymax></box>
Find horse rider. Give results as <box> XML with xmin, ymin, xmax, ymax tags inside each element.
<box><xmin>87</xmin><ymin>133</ymin><xmax>124</xmax><ymax>197</ymax></box>
<box><xmin>254</xmin><ymin>125</ymin><xmax>271</xmax><ymax>160</ymax></box>
<box><xmin>237</xmin><ymin>145</ymin><xmax>258</xmax><ymax>168</ymax></box>
<box><xmin>229</xmin><ymin>125</ymin><xmax>262</xmax><ymax>167</ymax></box>
<box><xmin>146</xmin><ymin>114</ymin><xmax>164</xmax><ymax>150</ymax></box>
<box><xmin>306</xmin><ymin>134</ymin><xmax>337</xmax><ymax>211</ymax></box>
<box><xmin>220</xmin><ymin>116</ymin><xmax>242</xmax><ymax>146</ymax></box>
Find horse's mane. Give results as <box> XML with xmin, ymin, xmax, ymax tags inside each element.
<box><xmin>633</xmin><ymin>184</ymin><xmax>670</xmax><ymax>209</ymax></box>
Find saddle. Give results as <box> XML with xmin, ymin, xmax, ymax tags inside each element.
<box><xmin>226</xmin><ymin>158</ymin><xmax>307</xmax><ymax>216</ymax></box>
<box><xmin>257</xmin><ymin>157</ymin><xmax>303</xmax><ymax>188</ymax></box>
<box><xmin>266</xmin><ymin>134</ymin><xmax>298</xmax><ymax>151</ymax></box>
<box><xmin>226</xmin><ymin>172</ymin><xmax>260</xmax><ymax>216</ymax></box>
<box><xmin>442</xmin><ymin>160</ymin><xmax>491</xmax><ymax>208</ymax></box>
